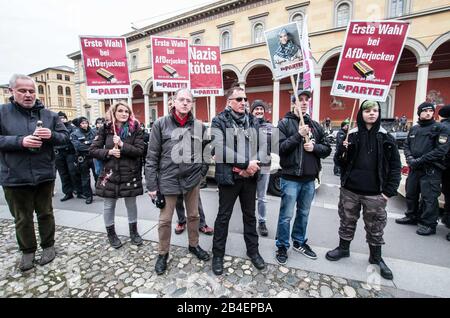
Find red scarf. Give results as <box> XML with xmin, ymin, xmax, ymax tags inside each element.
<box><xmin>173</xmin><ymin>111</ymin><xmax>189</xmax><ymax>127</ymax></box>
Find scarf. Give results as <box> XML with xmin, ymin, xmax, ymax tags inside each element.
<box><xmin>275</xmin><ymin>40</ymin><xmax>299</xmax><ymax>60</ymax></box>
<box><xmin>225</xmin><ymin>106</ymin><xmax>249</xmax><ymax>129</ymax></box>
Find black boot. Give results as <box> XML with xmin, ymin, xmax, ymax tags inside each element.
<box><xmin>106</xmin><ymin>225</ymin><xmax>122</xmax><ymax>249</ymax></box>
<box><xmin>129</xmin><ymin>222</ymin><xmax>143</xmax><ymax>246</ymax></box>
<box><xmin>368</xmin><ymin>245</ymin><xmax>393</xmax><ymax>280</ymax></box>
<box><xmin>155</xmin><ymin>253</ymin><xmax>169</xmax><ymax>275</ymax></box>
<box><xmin>326</xmin><ymin>238</ymin><xmax>350</xmax><ymax>261</ymax></box>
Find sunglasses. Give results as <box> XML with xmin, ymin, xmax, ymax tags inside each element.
<box><xmin>229</xmin><ymin>97</ymin><xmax>248</xmax><ymax>103</ymax></box>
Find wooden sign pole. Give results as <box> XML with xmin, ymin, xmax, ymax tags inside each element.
<box><xmin>290</xmin><ymin>75</ymin><xmax>310</xmax><ymax>143</ymax></box>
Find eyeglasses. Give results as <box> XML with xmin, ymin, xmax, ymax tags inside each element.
<box><xmin>176</xmin><ymin>97</ymin><xmax>193</xmax><ymax>104</ymax></box>
<box><xmin>228</xmin><ymin>97</ymin><xmax>248</xmax><ymax>103</ymax></box>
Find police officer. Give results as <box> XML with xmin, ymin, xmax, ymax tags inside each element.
<box><xmin>396</xmin><ymin>102</ymin><xmax>450</xmax><ymax>236</ymax></box>
<box><xmin>438</xmin><ymin>105</ymin><xmax>450</xmax><ymax>241</ymax></box>
<box><xmin>55</xmin><ymin>112</ymin><xmax>81</xmax><ymax>201</ymax></box>
<box><xmin>71</xmin><ymin>117</ymin><xmax>96</xmax><ymax>204</ymax></box>
<box><xmin>333</xmin><ymin>119</ymin><xmax>349</xmax><ymax>176</ymax></box>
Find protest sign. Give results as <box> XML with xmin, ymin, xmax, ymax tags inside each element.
<box><xmin>189</xmin><ymin>45</ymin><xmax>223</xmax><ymax>97</ymax></box>
<box><xmin>331</xmin><ymin>20</ymin><xmax>409</xmax><ymax>102</ymax></box>
<box><xmin>80</xmin><ymin>36</ymin><xmax>131</xmax><ymax>99</ymax></box>
<box><xmin>265</xmin><ymin>22</ymin><xmax>304</xmax><ymax>80</ymax></box>
<box><xmin>151</xmin><ymin>36</ymin><xmax>190</xmax><ymax>92</ymax></box>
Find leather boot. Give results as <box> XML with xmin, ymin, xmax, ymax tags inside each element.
<box><xmin>368</xmin><ymin>244</ymin><xmax>393</xmax><ymax>280</ymax></box>
<box><xmin>129</xmin><ymin>222</ymin><xmax>143</xmax><ymax>246</ymax></box>
<box><xmin>106</xmin><ymin>225</ymin><xmax>122</xmax><ymax>249</ymax></box>
<box><xmin>155</xmin><ymin>253</ymin><xmax>169</xmax><ymax>275</ymax></box>
<box><xmin>326</xmin><ymin>238</ymin><xmax>350</xmax><ymax>261</ymax></box>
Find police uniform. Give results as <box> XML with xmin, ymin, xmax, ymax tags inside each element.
<box><xmin>397</xmin><ymin>103</ymin><xmax>450</xmax><ymax>235</ymax></box>
<box><xmin>438</xmin><ymin>105</ymin><xmax>450</xmax><ymax>239</ymax></box>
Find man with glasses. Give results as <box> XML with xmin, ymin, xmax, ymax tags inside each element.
<box><xmin>275</xmin><ymin>90</ymin><xmax>331</xmax><ymax>266</ymax></box>
<box><xmin>146</xmin><ymin>88</ymin><xmax>210</xmax><ymax>275</ymax></box>
<box><xmin>210</xmin><ymin>85</ymin><xmax>266</xmax><ymax>275</ymax></box>
<box><xmin>0</xmin><ymin>74</ymin><xmax>69</xmax><ymax>271</ymax></box>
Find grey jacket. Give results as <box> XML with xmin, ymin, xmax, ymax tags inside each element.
<box><xmin>0</xmin><ymin>99</ymin><xmax>69</xmax><ymax>186</ymax></box>
<box><xmin>145</xmin><ymin>111</ymin><xmax>209</xmax><ymax>195</ymax></box>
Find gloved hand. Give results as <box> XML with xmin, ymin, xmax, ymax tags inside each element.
<box><xmin>408</xmin><ymin>157</ymin><xmax>422</xmax><ymax>168</ymax></box>
<box><xmin>406</xmin><ymin>156</ymin><xmax>414</xmax><ymax>166</ymax></box>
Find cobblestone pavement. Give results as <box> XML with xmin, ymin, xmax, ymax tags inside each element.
<box><xmin>0</xmin><ymin>219</ymin><xmax>399</xmax><ymax>298</ymax></box>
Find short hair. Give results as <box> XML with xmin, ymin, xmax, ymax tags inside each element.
<box><xmin>9</xmin><ymin>74</ymin><xmax>35</xmax><ymax>89</ymax></box>
<box><xmin>95</xmin><ymin>117</ymin><xmax>105</xmax><ymax>124</ymax></box>
<box><xmin>225</xmin><ymin>85</ymin><xmax>244</xmax><ymax>99</ymax></box>
<box><xmin>174</xmin><ymin>88</ymin><xmax>193</xmax><ymax>100</ymax></box>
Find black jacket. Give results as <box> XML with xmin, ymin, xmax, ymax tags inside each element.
<box><xmin>335</xmin><ymin>108</ymin><xmax>401</xmax><ymax>197</ymax></box>
<box><xmin>440</xmin><ymin>118</ymin><xmax>450</xmax><ymax>168</ymax></box>
<box><xmin>333</xmin><ymin>128</ymin><xmax>347</xmax><ymax>165</ymax></box>
<box><xmin>71</xmin><ymin>127</ymin><xmax>96</xmax><ymax>155</ymax></box>
<box><xmin>89</xmin><ymin>121</ymin><xmax>144</xmax><ymax>198</ymax></box>
<box><xmin>404</xmin><ymin>119</ymin><xmax>449</xmax><ymax>170</ymax></box>
<box><xmin>54</xmin><ymin>122</ymin><xmax>76</xmax><ymax>153</ymax></box>
<box><xmin>0</xmin><ymin>99</ymin><xmax>69</xmax><ymax>186</ymax></box>
<box><xmin>145</xmin><ymin>111</ymin><xmax>209</xmax><ymax>195</ymax></box>
<box><xmin>211</xmin><ymin>108</ymin><xmax>261</xmax><ymax>186</ymax></box>
<box><xmin>278</xmin><ymin>112</ymin><xmax>331</xmax><ymax>179</ymax></box>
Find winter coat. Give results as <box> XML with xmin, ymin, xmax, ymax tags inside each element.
<box><xmin>145</xmin><ymin>111</ymin><xmax>209</xmax><ymax>195</ymax></box>
<box><xmin>0</xmin><ymin>99</ymin><xmax>69</xmax><ymax>186</ymax></box>
<box><xmin>71</xmin><ymin>127</ymin><xmax>96</xmax><ymax>155</ymax></box>
<box><xmin>89</xmin><ymin>121</ymin><xmax>144</xmax><ymax>198</ymax></box>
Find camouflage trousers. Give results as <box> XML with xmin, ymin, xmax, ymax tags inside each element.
<box><xmin>338</xmin><ymin>187</ymin><xmax>388</xmax><ymax>246</ymax></box>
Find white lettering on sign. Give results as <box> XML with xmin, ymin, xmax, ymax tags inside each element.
<box><xmin>189</xmin><ymin>47</ymin><xmax>217</xmax><ymax>61</ymax></box>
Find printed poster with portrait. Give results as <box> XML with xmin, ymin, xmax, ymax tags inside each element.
<box><xmin>265</xmin><ymin>22</ymin><xmax>304</xmax><ymax>80</ymax></box>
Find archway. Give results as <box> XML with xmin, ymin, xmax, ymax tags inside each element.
<box><xmin>132</xmin><ymin>85</ymin><xmax>145</xmax><ymax>124</ymax></box>
<box><xmin>245</xmin><ymin>65</ymin><xmax>274</xmax><ymax>121</ymax></box>
<box><xmin>427</xmin><ymin>39</ymin><xmax>450</xmax><ymax>115</ymax></box>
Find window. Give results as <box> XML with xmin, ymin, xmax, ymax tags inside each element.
<box><xmin>35</xmin><ymin>77</ymin><xmax>38</xmax><ymax>82</ymax></box>
<box><xmin>66</xmin><ymin>98</ymin><xmax>72</xmax><ymax>107</ymax></box>
<box><xmin>57</xmin><ymin>86</ymin><xmax>63</xmax><ymax>95</ymax></box>
<box><xmin>291</xmin><ymin>13</ymin><xmax>304</xmax><ymax>34</ymax></box>
<box><xmin>221</xmin><ymin>31</ymin><xmax>231</xmax><ymax>50</ymax></box>
<box><xmin>56</xmin><ymin>74</ymin><xmax>62</xmax><ymax>80</ymax></box>
<box><xmin>48</xmin><ymin>85</ymin><xmax>51</xmax><ymax>95</ymax></box>
<box><xmin>58</xmin><ymin>97</ymin><xmax>64</xmax><ymax>107</ymax></box>
<box><xmin>46</xmin><ymin>73</ymin><xmax>49</xmax><ymax>79</ymax></box>
<box><xmin>336</xmin><ymin>2</ymin><xmax>351</xmax><ymax>27</ymax></box>
<box><xmin>65</xmin><ymin>87</ymin><xmax>71</xmax><ymax>96</ymax></box>
<box><xmin>130</xmin><ymin>53</ymin><xmax>138</xmax><ymax>70</ymax></box>
<box><xmin>193</xmin><ymin>38</ymin><xmax>202</xmax><ymax>45</ymax></box>
<box><xmin>65</xmin><ymin>75</ymin><xmax>70</xmax><ymax>81</ymax></box>
<box><xmin>253</xmin><ymin>23</ymin><xmax>264</xmax><ymax>44</ymax></box>
<box><xmin>38</xmin><ymin>85</ymin><xmax>44</xmax><ymax>94</ymax></box>
<box><xmin>389</xmin><ymin>0</ymin><xmax>407</xmax><ymax>17</ymax></box>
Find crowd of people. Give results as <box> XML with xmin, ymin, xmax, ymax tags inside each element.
<box><xmin>1</xmin><ymin>74</ymin><xmax>449</xmax><ymax>283</ymax></box>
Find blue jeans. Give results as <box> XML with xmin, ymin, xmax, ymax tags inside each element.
<box><xmin>256</xmin><ymin>173</ymin><xmax>270</xmax><ymax>224</ymax></box>
<box><xmin>276</xmin><ymin>178</ymin><xmax>315</xmax><ymax>249</ymax></box>
<box><xmin>94</xmin><ymin>159</ymin><xmax>104</xmax><ymax>177</ymax></box>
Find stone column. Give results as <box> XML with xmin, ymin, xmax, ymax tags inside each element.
<box><xmin>272</xmin><ymin>80</ymin><xmax>280</xmax><ymax>126</ymax></box>
<box><xmin>413</xmin><ymin>62</ymin><xmax>431</xmax><ymax>124</ymax></box>
<box><xmin>144</xmin><ymin>93</ymin><xmax>150</xmax><ymax>128</ymax></box>
<box><xmin>239</xmin><ymin>81</ymin><xmax>246</xmax><ymax>90</ymax></box>
<box><xmin>209</xmin><ymin>96</ymin><xmax>216</xmax><ymax>122</ymax></box>
<box><xmin>163</xmin><ymin>92</ymin><xmax>169</xmax><ymax>116</ymax></box>
<box><xmin>312</xmin><ymin>73</ymin><xmax>322</xmax><ymax>122</ymax></box>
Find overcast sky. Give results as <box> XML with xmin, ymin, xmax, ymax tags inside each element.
<box><xmin>0</xmin><ymin>0</ymin><xmax>215</xmax><ymax>84</ymax></box>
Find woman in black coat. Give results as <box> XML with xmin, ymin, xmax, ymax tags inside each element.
<box><xmin>90</xmin><ymin>101</ymin><xmax>145</xmax><ymax>249</ymax></box>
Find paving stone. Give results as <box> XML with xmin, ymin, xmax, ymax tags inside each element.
<box><xmin>320</xmin><ymin>285</ymin><xmax>333</xmax><ymax>298</ymax></box>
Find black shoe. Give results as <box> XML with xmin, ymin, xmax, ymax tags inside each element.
<box><xmin>129</xmin><ymin>222</ymin><xmax>143</xmax><ymax>246</ymax></box>
<box><xmin>39</xmin><ymin>246</ymin><xmax>56</xmax><ymax>266</ymax></box>
<box><xmin>258</xmin><ymin>222</ymin><xmax>268</xmax><ymax>237</ymax></box>
<box><xmin>395</xmin><ymin>216</ymin><xmax>418</xmax><ymax>225</ymax></box>
<box><xmin>77</xmin><ymin>194</ymin><xmax>87</xmax><ymax>199</ymax></box>
<box><xmin>416</xmin><ymin>224</ymin><xmax>436</xmax><ymax>236</ymax></box>
<box><xmin>212</xmin><ymin>256</ymin><xmax>223</xmax><ymax>275</ymax></box>
<box><xmin>293</xmin><ymin>240</ymin><xmax>317</xmax><ymax>259</ymax></box>
<box><xmin>85</xmin><ymin>196</ymin><xmax>93</xmax><ymax>204</ymax></box>
<box><xmin>19</xmin><ymin>253</ymin><xmax>35</xmax><ymax>272</ymax></box>
<box><xmin>247</xmin><ymin>252</ymin><xmax>266</xmax><ymax>270</ymax></box>
<box><xmin>188</xmin><ymin>245</ymin><xmax>210</xmax><ymax>261</ymax></box>
<box><xmin>326</xmin><ymin>238</ymin><xmax>350</xmax><ymax>261</ymax></box>
<box><xmin>60</xmin><ymin>193</ymin><xmax>74</xmax><ymax>202</ymax></box>
<box><xmin>155</xmin><ymin>253</ymin><xmax>169</xmax><ymax>275</ymax></box>
<box><xmin>447</xmin><ymin>232</ymin><xmax>450</xmax><ymax>241</ymax></box>
<box><xmin>106</xmin><ymin>225</ymin><xmax>122</xmax><ymax>249</ymax></box>
<box><xmin>275</xmin><ymin>247</ymin><xmax>288</xmax><ymax>265</ymax></box>
<box><xmin>368</xmin><ymin>245</ymin><xmax>393</xmax><ymax>280</ymax></box>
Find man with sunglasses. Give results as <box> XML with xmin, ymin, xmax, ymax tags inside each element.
<box><xmin>210</xmin><ymin>85</ymin><xmax>266</xmax><ymax>275</ymax></box>
<box><xmin>275</xmin><ymin>90</ymin><xmax>331</xmax><ymax>266</ymax></box>
<box><xmin>327</xmin><ymin>100</ymin><xmax>401</xmax><ymax>280</ymax></box>
<box><xmin>0</xmin><ymin>74</ymin><xmax>69</xmax><ymax>271</ymax></box>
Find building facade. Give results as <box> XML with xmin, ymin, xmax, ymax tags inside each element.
<box><xmin>68</xmin><ymin>0</ymin><xmax>450</xmax><ymax>127</ymax></box>
<box><xmin>29</xmin><ymin>66</ymin><xmax>77</xmax><ymax>119</ymax></box>
<box><xmin>0</xmin><ymin>85</ymin><xmax>11</xmax><ymax>105</ymax></box>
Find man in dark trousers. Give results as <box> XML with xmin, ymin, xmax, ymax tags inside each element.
<box><xmin>210</xmin><ymin>85</ymin><xmax>266</xmax><ymax>275</ymax></box>
<box><xmin>333</xmin><ymin>119</ymin><xmax>349</xmax><ymax>176</ymax></box>
<box><xmin>326</xmin><ymin>100</ymin><xmax>401</xmax><ymax>280</ymax></box>
<box><xmin>71</xmin><ymin>117</ymin><xmax>96</xmax><ymax>204</ymax></box>
<box><xmin>438</xmin><ymin>105</ymin><xmax>450</xmax><ymax>241</ymax></box>
<box><xmin>55</xmin><ymin>111</ymin><xmax>81</xmax><ymax>201</ymax></box>
<box><xmin>396</xmin><ymin>102</ymin><xmax>450</xmax><ymax>235</ymax></box>
<box><xmin>0</xmin><ymin>74</ymin><xmax>69</xmax><ymax>271</ymax></box>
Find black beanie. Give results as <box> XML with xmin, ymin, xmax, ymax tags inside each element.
<box><xmin>438</xmin><ymin>104</ymin><xmax>450</xmax><ymax>118</ymax></box>
<box><xmin>57</xmin><ymin>111</ymin><xmax>67</xmax><ymax>119</ymax></box>
<box><xmin>250</xmin><ymin>99</ymin><xmax>267</xmax><ymax>113</ymax></box>
<box><xmin>417</xmin><ymin>102</ymin><xmax>435</xmax><ymax>116</ymax></box>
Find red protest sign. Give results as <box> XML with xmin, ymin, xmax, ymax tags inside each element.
<box><xmin>80</xmin><ymin>36</ymin><xmax>131</xmax><ymax>99</ymax></box>
<box><xmin>189</xmin><ymin>45</ymin><xmax>223</xmax><ymax>97</ymax></box>
<box><xmin>331</xmin><ymin>20</ymin><xmax>409</xmax><ymax>102</ymax></box>
<box><xmin>151</xmin><ymin>36</ymin><xmax>190</xmax><ymax>92</ymax></box>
